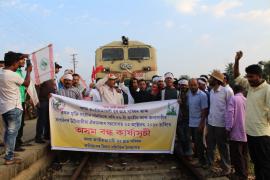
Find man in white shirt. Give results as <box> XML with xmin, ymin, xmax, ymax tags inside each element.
<box><xmin>96</xmin><ymin>74</ymin><xmax>123</xmax><ymax>105</ymax></box>
<box><xmin>207</xmin><ymin>70</ymin><xmax>233</xmax><ymax>175</ymax></box>
<box><xmin>0</xmin><ymin>51</ymin><xmax>32</xmax><ymax>165</ymax></box>
<box><xmin>223</xmin><ymin>73</ymin><xmax>234</xmax><ymax>96</ymax></box>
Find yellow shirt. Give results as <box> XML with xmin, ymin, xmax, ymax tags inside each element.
<box><xmin>235</xmin><ymin>76</ymin><xmax>270</xmax><ymax>136</ymax></box>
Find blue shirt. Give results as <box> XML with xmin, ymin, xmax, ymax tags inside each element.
<box><xmin>188</xmin><ymin>89</ymin><xmax>208</xmax><ymax>127</ymax></box>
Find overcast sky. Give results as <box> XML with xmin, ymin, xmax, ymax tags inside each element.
<box><xmin>1</xmin><ymin>0</ymin><xmax>270</xmax><ymax>81</ymax></box>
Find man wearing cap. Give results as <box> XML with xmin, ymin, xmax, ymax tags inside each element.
<box><xmin>234</xmin><ymin>51</ymin><xmax>270</xmax><ymax>180</ymax></box>
<box><xmin>198</xmin><ymin>77</ymin><xmax>210</xmax><ymax>107</ymax></box>
<box><xmin>0</xmin><ymin>51</ymin><xmax>32</xmax><ymax>165</ymax></box>
<box><xmin>161</xmin><ymin>72</ymin><xmax>179</xmax><ymax>100</ymax></box>
<box><xmin>177</xmin><ymin>78</ymin><xmax>193</xmax><ymax>159</ymax></box>
<box><xmin>58</xmin><ymin>69</ymin><xmax>74</xmax><ymax>90</ymax></box>
<box><xmin>207</xmin><ymin>70</ymin><xmax>233</xmax><ymax>175</ymax></box>
<box><xmin>95</xmin><ymin>74</ymin><xmax>123</xmax><ymax>105</ymax></box>
<box><xmin>58</xmin><ymin>74</ymin><xmax>82</xmax><ymax>100</ymax></box>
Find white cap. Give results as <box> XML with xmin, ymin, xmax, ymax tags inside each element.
<box><xmin>152</xmin><ymin>76</ymin><xmax>160</xmax><ymax>83</ymax></box>
<box><xmin>107</xmin><ymin>73</ymin><xmax>117</xmax><ymax>80</ymax></box>
<box><xmin>164</xmin><ymin>72</ymin><xmax>174</xmax><ymax>79</ymax></box>
<box><xmin>63</xmin><ymin>74</ymin><xmax>73</xmax><ymax>80</ymax></box>
<box><xmin>178</xmin><ymin>79</ymin><xmax>188</xmax><ymax>85</ymax></box>
<box><xmin>64</xmin><ymin>69</ymin><xmax>74</xmax><ymax>75</ymax></box>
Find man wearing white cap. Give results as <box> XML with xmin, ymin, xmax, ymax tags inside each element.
<box><xmin>95</xmin><ymin>74</ymin><xmax>123</xmax><ymax>105</ymax></box>
<box><xmin>58</xmin><ymin>74</ymin><xmax>82</xmax><ymax>100</ymax></box>
<box><xmin>177</xmin><ymin>78</ymin><xmax>193</xmax><ymax>159</ymax></box>
<box><xmin>161</xmin><ymin>72</ymin><xmax>179</xmax><ymax>100</ymax></box>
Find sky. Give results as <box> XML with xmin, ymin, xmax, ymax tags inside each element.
<box><xmin>1</xmin><ymin>0</ymin><xmax>270</xmax><ymax>81</ymax></box>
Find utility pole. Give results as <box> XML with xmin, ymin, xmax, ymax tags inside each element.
<box><xmin>71</xmin><ymin>53</ymin><xmax>78</xmax><ymax>73</ymax></box>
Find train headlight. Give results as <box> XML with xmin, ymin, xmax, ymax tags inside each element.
<box><xmin>103</xmin><ymin>67</ymin><xmax>110</xmax><ymax>72</ymax></box>
<box><xmin>143</xmin><ymin>66</ymin><xmax>151</xmax><ymax>71</ymax></box>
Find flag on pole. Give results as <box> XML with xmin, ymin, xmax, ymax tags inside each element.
<box><xmin>91</xmin><ymin>65</ymin><xmax>104</xmax><ymax>82</ymax></box>
<box><xmin>91</xmin><ymin>66</ymin><xmax>95</xmax><ymax>83</ymax></box>
<box><xmin>32</xmin><ymin>44</ymin><xmax>55</xmax><ymax>85</ymax></box>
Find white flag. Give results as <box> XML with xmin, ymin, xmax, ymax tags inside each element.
<box><xmin>32</xmin><ymin>44</ymin><xmax>55</xmax><ymax>85</ymax></box>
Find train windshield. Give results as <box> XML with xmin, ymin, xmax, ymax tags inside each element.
<box><xmin>102</xmin><ymin>48</ymin><xmax>124</xmax><ymax>61</ymax></box>
<box><xmin>128</xmin><ymin>48</ymin><xmax>150</xmax><ymax>60</ymax></box>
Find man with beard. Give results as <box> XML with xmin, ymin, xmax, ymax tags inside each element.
<box><xmin>72</xmin><ymin>73</ymin><xmax>86</xmax><ymax>97</ymax></box>
<box><xmin>96</xmin><ymin>74</ymin><xmax>123</xmax><ymax>105</ymax></box>
<box><xmin>58</xmin><ymin>74</ymin><xmax>82</xmax><ymax>100</ymax></box>
<box><xmin>135</xmin><ymin>79</ymin><xmax>152</xmax><ymax>103</ymax></box>
<box><xmin>207</xmin><ymin>70</ymin><xmax>233</xmax><ymax>175</ymax></box>
<box><xmin>188</xmin><ymin>78</ymin><xmax>208</xmax><ymax>167</ymax></box>
<box><xmin>14</xmin><ymin>57</ymin><xmax>27</xmax><ymax>151</ymax></box>
<box><xmin>161</xmin><ymin>72</ymin><xmax>179</xmax><ymax>100</ymax></box>
<box><xmin>234</xmin><ymin>51</ymin><xmax>270</xmax><ymax>180</ymax></box>
<box><xmin>177</xmin><ymin>78</ymin><xmax>193</xmax><ymax>160</ymax></box>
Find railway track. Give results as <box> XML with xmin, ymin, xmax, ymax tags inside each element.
<box><xmin>44</xmin><ymin>153</ymin><xmax>199</xmax><ymax>180</ymax></box>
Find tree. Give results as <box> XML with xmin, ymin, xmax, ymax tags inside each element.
<box><xmin>224</xmin><ymin>63</ymin><xmax>235</xmax><ymax>87</ymax></box>
<box><xmin>259</xmin><ymin>60</ymin><xmax>270</xmax><ymax>83</ymax></box>
<box><xmin>179</xmin><ymin>75</ymin><xmax>190</xmax><ymax>80</ymax></box>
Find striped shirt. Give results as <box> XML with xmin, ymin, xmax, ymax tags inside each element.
<box><xmin>58</xmin><ymin>87</ymin><xmax>82</xmax><ymax>100</ymax></box>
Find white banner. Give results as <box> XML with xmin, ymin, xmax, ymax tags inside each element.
<box><xmin>32</xmin><ymin>44</ymin><xmax>54</xmax><ymax>85</ymax></box>
<box><xmin>50</xmin><ymin>94</ymin><xmax>179</xmax><ymax>153</ymax></box>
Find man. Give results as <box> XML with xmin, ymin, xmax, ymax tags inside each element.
<box><xmin>15</xmin><ymin>57</ymin><xmax>27</xmax><ymax>151</ymax></box>
<box><xmin>0</xmin><ymin>51</ymin><xmax>32</xmax><ymax>165</ymax></box>
<box><xmin>198</xmin><ymin>77</ymin><xmax>210</xmax><ymax>106</ymax></box>
<box><xmin>225</xmin><ymin>85</ymin><xmax>248</xmax><ymax>180</ymax></box>
<box><xmin>119</xmin><ymin>72</ymin><xmax>135</xmax><ymax>104</ymax></box>
<box><xmin>177</xmin><ymin>79</ymin><xmax>193</xmax><ymax>159</ymax></box>
<box><xmin>54</xmin><ymin>62</ymin><xmax>62</xmax><ymax>90</ymax></box>
<box><xmin>188</xmin><ymin>78</ymin><xmax>208</xmax><ymax>167</ymax></box>
<box><xmin>0</xmin><ymin>60</ymin><xmax>5</xmax><ymax>146</ymax></box>
<box><xmin>35</xmin><ymin>79</ymin><xmax>56</xmax><ymax>143</ymax></box>
<box><xmin>136</xmin><ymin>79</ymin><xmax>153</xmax><ymax>103</ymax></box>
<box><xmin>161</xmin><ymin>72</ymin><xmax>179</xmax><ymax>100</ymax></box>
<box><xmin>85</xmin><ymin>80</ymin><xmax>102</xmax><ymax>102</ymax></box>
<box><xmin>234</xmin><ymin>51</ymin><xmax>270</xmax><ymax>180</ymax></box>
<box><xmin>207</xmin><ymin>70</ymin><xmax>233</xmax><ymax>175</ymax></box>
<box><xmin>58</xmin><ymin>69</ymin><xmax>73</xmax><ymax>90</ymax></box>
<box><xmin>58</xmin><ymin>74</ymin><xmax>82</xmax><ymax>100</ymax></box>
<box><xmin>157</xmin><ymin>76</ymin><xmax>165</xmax><ymax>91</ymax></box>
<box><xmin>95</xmin><ymin>74</ymin><xmax>123</xmax><ymax>105</ymax></box>
<box><xmin>223</xmin><ymin>73</ymin><xmax>234</xmax><ymax>96</ymax></box>
<box><xmin>72</xmin><ymin>73</ymin><xmax>87</xmax><ymax>97</ymax></box>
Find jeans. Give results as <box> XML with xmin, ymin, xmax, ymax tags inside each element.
<box><xmin>206</xmin><ymin>124</ymin><xmax>230</xmax><ymax>170</ymax></box>
<box><xmin>36</xmin><ymin>101</ymin><xmax>50</xmax><ymax>139</ymax></box>
<box><xmin>16</xmin><ymin>102</ymin><xmax>25</xmax><ymax>146</ymax></box>
<box><xmin>177</xmin><ymin>120</ymin><xmax>193</xmax><ymax>156</ymax></box>
<box><xmin>2</xmin><ymin>108</ymin><xmax>22</xmax><ymax>160</ymax></box>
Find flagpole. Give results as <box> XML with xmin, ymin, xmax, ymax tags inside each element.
<box><xmin>31</xmin><ymin>44</ymin><xmax>52</xmax><ymax>54</ymax></box>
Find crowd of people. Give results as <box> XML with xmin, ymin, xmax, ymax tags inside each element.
<box><xmin>0</xmin><ymin>51</ymin><xmax>269</xmax><ymax>180</ymax></box>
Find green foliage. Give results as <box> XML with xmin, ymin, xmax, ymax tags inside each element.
<box><xmin>179</xmin><ymin>75</ymin><xmax>190</xmax><ymax>80</ymax></box>
<box><xmin>260</xmin><ymin>61</ymin><xmax>270</xmax><ymax>82</ymax></box>
<box><xmin>224</xmin><ymin>63</ymin><xmax>235</xmax><ymax>86</ymax></box>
